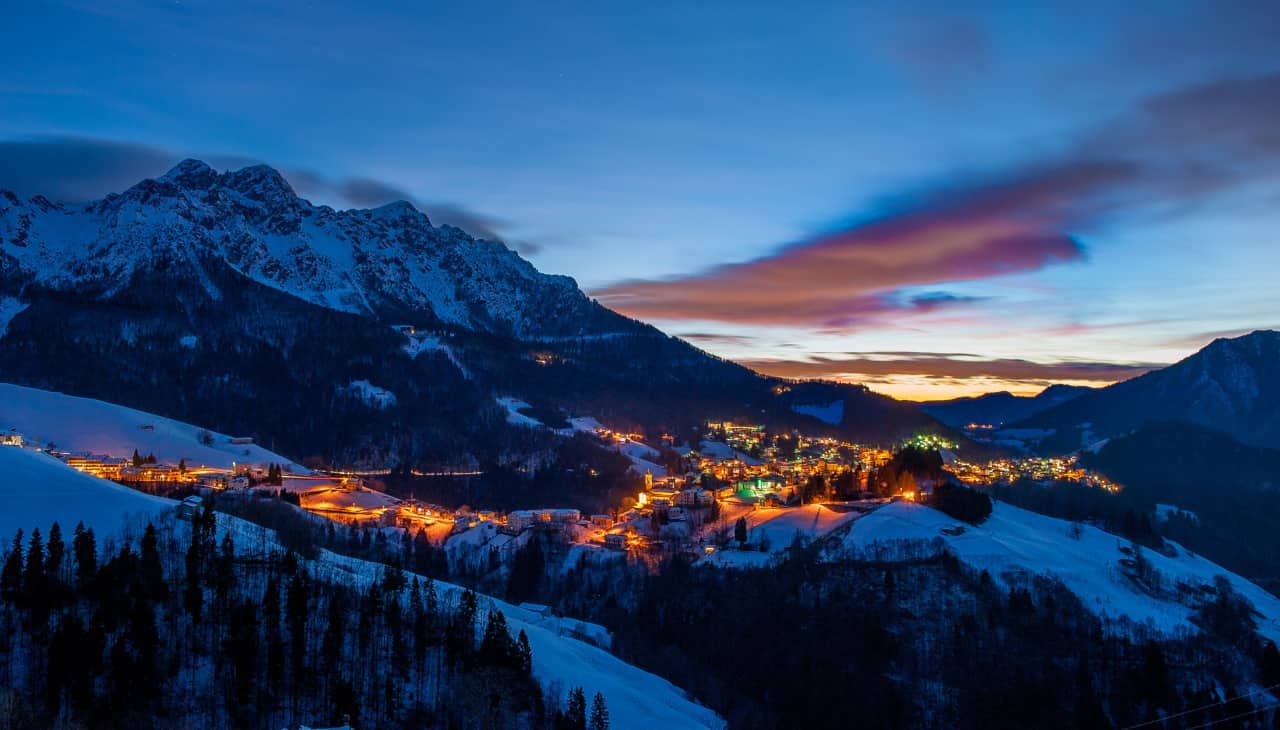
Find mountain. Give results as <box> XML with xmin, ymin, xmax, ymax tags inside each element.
<box><xmin>1079</xmin><ymin>421</ymin><xmax>1280</xmax><ymax>595</ymax></box>
<box><xmin>0</xmin><ymin>159</ymin><xmax>621</xmax><ymax>339</ymax></box>
<box><xmin>1010</xmin><ymin>330</ymin><xmax>1280</xmax><ymax>451</ymax></box>
<box><xmin>920</xmin><ymin>383</ymin><xmax>1091</xmax><ymax>428</ymax></box>
<box><xmin>0</xmin><ymin>161</ymin><xmax>951</xmax><ymax>474</ymax></box>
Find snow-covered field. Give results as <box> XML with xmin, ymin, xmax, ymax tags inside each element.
<box><xmin>700</xmin><ymin>504</ymin><xmax>869</xmax><ymax>568</ymax></box>
<box><xmin>0</xmin><ymin>382</ymin><xmax>303</xmax><ymax>470</ymax></box>
<box><xmin>696</xmin><ymin>440</ymin><xmax>762</xmax><ymax>466</ymax></box>
<box><xmin>497</xmin><ymin>397</ymin><xmax>542</xmax><ymax>427</ymax></box>
<box><xmin>791</xmin><ymin>400</ymin><xmax>844</xmax><ymax>426</ymax></box>
<box><xmin>0</xmin><ymin>445</ymin><xmax>171</xmax><ymax>538</ymax></box>
<box><xmin>843</xmin><ymin>501</ymin><xmax>1280</xmax><ymax>643</ymax></box>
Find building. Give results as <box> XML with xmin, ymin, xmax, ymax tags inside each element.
<box><xmin>589</xmin><ymin>514</ymin><xmax>613</xmax><ymax>529</ymax></box>
<box><xmin>604</xmin><ymin>533</ymin><xmax>628</xmax><ymax>550</ymax></box>
<box><xmin>177</xmin><ymin>495</ymin><xmax>204</xmax><ymax>520</ymax></box>
<box><xmin>508</xmin><ymin>508</ymin><xmax>582</xmax><ymax>532</ymax></box>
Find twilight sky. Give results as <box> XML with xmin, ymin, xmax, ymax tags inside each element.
<box><xmin>3</xmin><ymin>1</ymin><xmax>1278</xmax><ymax>399</ymax></box>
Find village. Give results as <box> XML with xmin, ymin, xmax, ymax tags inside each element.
<box><xmin>2</xmin><ymin>413</ymin><xmax>1114</xmax><ymax>569</ymax></box>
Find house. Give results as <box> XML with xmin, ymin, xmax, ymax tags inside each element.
<box><xmin>604</xmin><ymin>533</ymin><xmax>628</xmax><ymax>550</ymax></box>
<box><xmin>589</xmin><ymin>514</ymin><xmax>613</xmax><ymax>529</ymax></box>
<box><xmin>518</xmin><ymin>602</ymin><xmax>552</xmax><ymax>617</ymax></box>
<box><xmin>668</xmin><ymin>507</ymin><xmax>688</xmax><ymax>522</ymax></box>
<box><xmin>228</xmin><ymin>436</ymin><xmax>254</xmax><ymax>445</ymax></box>
<box><xmin>1</xmin><ymin>430</ymin><xmax>24</xmax><ymax>447</ymax></box>
<box><xmin>177</xmin><ymin>495</ymin><xmax>204</xmax><ymax>520</ymax></box>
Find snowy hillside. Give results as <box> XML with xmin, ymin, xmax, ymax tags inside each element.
<box><xmin>0</xmin><ymin>382</ymin><xmax>303</xmax><ymax>470</ymax></box>
<box><xmin>842</xmin><ymin>501</ymin><xmax>1280</xmax><ymax>643</ymax></box>
<box><xmin>701</xmin><ymin>504</ymin><xmax>867</xmax><ymax>568</ymax></box>
<box><xmin>0</xmin><ymin>161</ymin><xmax>626</xmax><ymax>339</ymax></box>
<box><xmin>223</xmin><ymin>523</ymin><xmax>725</xmax><ymax>729</ymax></box>
<box><xmin>0</xmin><ymin>442</ymin><xmax>723</xmax><ymax>730</ymax></box>
<box><xmin>0</xmin><ymin>445</ymin><xmax>170</xmax><ymax>538</ymax></box>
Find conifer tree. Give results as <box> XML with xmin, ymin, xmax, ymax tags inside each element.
<box><xmin>1</xmin><ymin>529</ymin><xmax>23</xmax><ymax>599</ymax></box>
<box><xmin>517</xmin><ymin>629</ymin><xmax>533</xmax><ymax>674</ymax></box>
<box><xmin>72</xmin><ymin>523</ymin><xmax>96</xmax><ymax>590</ymax></box>
<box><xmin>566</xmin><ymin>687</ymin><xmax>588</xmax><ymax>730</ymax></box>
<box><xmin>589</xmin><ymin>692</ymin><xmax>610</xmax><ymax>730</ymax></box>
<box><xmin>45</xmin><ymin>521</ymin><xmax>65</xmax><ymax>587</ymax></box>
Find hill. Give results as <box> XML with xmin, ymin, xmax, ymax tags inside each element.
<box><xmin>921</xmin><ymin>384</ymin><xmax>1091</xmax><ymax>428</ymax></box>
<box><xmin>0</xmin><ymin>382</ymin><xmax>302</xmax><ymax>470</ymax></box>
<box><xmin>840</xmin><ymin>499</ymin><xmax>1280</xmax><ymax>643</ymax></box>
<box><xmin>0</xmin><ymin>445</ymin><xmax>170</xmax><ymax>539</ymax></box>
<box><xmin>1011</xmin><ymin>330</ymin><xmax>1280</xmax><ymax>450</ymax></box>
<box><xmin>1078</xmin><ymin>421</ymin><xmax>1280</xmax><ymax>594</ymax></box>
<box><xmin>0</xmin><ymin>447</ymin><xmax>724</xmax><ymax>729</ymax></box>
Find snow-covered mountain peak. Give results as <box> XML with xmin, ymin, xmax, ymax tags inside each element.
<box><xmin>0</xmin><ymin>161</ymin><xmax>626</xmax><ymax>338</ymax></box>
<box><xmin>159</xmin><ymin>157</ymin><xmax>219</xmax><ymax>188</ymax></box>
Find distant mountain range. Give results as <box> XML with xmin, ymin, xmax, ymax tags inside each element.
<box><xmin>1010</xmin><ymin>330</ymin><xmax>1280</xmax><ymax>451</ymax></box>
<box><xmin>0</xmin><ymin>161</ymin><xmax>949</xmax><ymax>468</ymax></box>
<box><xmin>920</xmin><ymin>384</ymin><xmax>1091</xmax><ymax>429</ymax></box>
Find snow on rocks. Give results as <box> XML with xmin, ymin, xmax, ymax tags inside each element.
<box><xmin>0</xmin><ymin>296</ymin><xmax>27</xmax><ymax>338</ymax></box>
<box><xmin>346</xmin><ymin>380</ymin><xmax>397</xmax><ymax>409</ymax></box>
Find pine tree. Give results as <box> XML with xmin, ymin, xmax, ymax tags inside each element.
<box><xmin>1261</xmin><ymin>640</ymin><xmax>1280</xmax><ymax>687</ymax></box>
<box><xmin>140</xmin><ymin>523</ymin><xmax>167</xmax><ymax>601</ymax></box>
<box><xmin>516</xmin><ymin>629</ymin><xmax>533</xmax><ymax>674</ymax></box>
<box><xmin>72</xmin><ymin>523</ymin><xmax>96</xmax><ymax>590</ymax></box>
<box><xmin>566</xmin><ymin>687</ymin><xmax>587</xmax><ymax>730</ymax></box>
<box><xmin>480</xmin><ymin>610</ymin><xmax>515</xmax><ymax>668</ymax></box>
<box><xmin>45</xmin><ymin>522</ymin><xmax>65</xmax><ymax>588</ymax></box>
<box><xmin>131</xmin><ymin>448</ymin><xmax>142</xmax><ymax>468</ymax></box>
<box><xmin>734</xmin><ymin>516</ymin><xmax>748</xmax><ymax>546</ymax></box>
<box><xmin>1</xmin><ymin>529</ymin><xmax>23</xmax><ymax>599</ymax></box>
<box><xmin>589</xmin><ymin>692</ymin><xmax>610</xmax><ymax>730</ymax></box>
<box><xmin>24</xmin><ymin>528</ymin><xmax>44</xmax><ymax>593</ymax></box>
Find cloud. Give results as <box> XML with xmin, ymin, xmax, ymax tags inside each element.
<box><xmin>0</xmin><ymin>134</ymin><xmax>549</xmax><ymax>254</ymax></box>
<box><xmin>675</xmin><ymin>332</ymin><xmax>757</xmax><ymax>346</ymax></box>
<box><xmin>739</xmin><ymin>353</ymin><xmax>1159</xmax><ymax>385</ymax></box>
<box><xmin>0</xmin><ymin>136</ymin><xmax>249</xmax><ymax>201</ymax></box>
<box><xmin>593</xmin><ymin>71</ymin><xmax>1280</xmax><ymax>331</ymax></box>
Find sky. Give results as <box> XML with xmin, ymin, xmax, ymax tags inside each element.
<box><xmin>2</xmin><ymin>1</ymin><xmax>1278</xmax><ymax>400</ymax></box>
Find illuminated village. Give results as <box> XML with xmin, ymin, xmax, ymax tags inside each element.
<box><xmin>4</xmin><ymin>417</ymin><xmax>1119</xmax><ymax>562</ymax></box>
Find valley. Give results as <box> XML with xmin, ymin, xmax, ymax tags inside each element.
<box><xmin>2</xmin><ymin>162</ymin><xmax>1279</xmax><ymax>729</ymax></box>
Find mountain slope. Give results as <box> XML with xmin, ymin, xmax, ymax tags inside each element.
<box><xmin>921</xmin><ymin>384</ymin><xmax>1091</xmax><ymax>428</ymax></box>
<box><xmin>0</xmin><ymin>445</ymin><xmax>170</xmax><ymax>538</ymax></box>
<box><xmin>0</xmin><ymin>442</ymin><xmax>725</xmax><ymax>729</ymax></box>
<box><xmin>0</xmin><ymin>160</ymin><xmax>624</xmax><ymax>339</ymax></box>
<box><xmin>0</xmin><ymin>382</ymin><xmax>302</xmax><ymax>470</ymax></box>
<box><xmin>0</xmin><ymin>162</ymin><xmax>954</xmax><ymax>470</ymax></box>
<box><xmin>1011</xmin><ymin>330</ymin><xmax>1280</xmax><ymax>450</ymax></box>
<box><xmin>1080</xmin><ymin>421</ymin><xmax>1280</xmax><ymax>594</ymax></box>
<box><xmin>841</xmin><ymin>500</ymin><xmax>1280</xmax><ymax>643</ymax></box>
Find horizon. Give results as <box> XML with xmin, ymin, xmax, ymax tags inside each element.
<box><xmin>3</xmin><ymin>1</ymin><xmax>1278</xmax><ymax>400</ymax></box>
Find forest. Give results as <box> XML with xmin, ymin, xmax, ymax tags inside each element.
<box><xmin>0</xmin><ymin>504</ymin><xmax>611</xmax><ymax>730</ymax></box>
